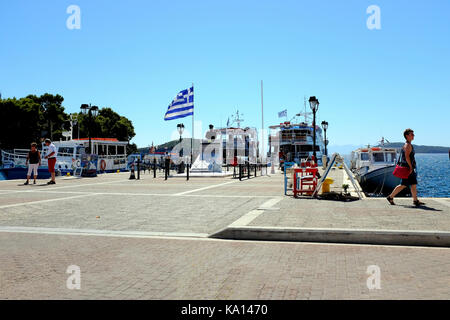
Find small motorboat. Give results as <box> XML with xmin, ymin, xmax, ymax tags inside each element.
<box><xmin>350</xmin><ymin>145</ymin><xmax>402</xmax><ymax>195</ymax></box>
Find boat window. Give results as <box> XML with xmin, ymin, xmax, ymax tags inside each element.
<box><xmin>373</xmin><ymin>153</ymin><xmax>385</xmax><ymax>162</ymax></box>
<box><xmin>385</xmin><ymin>152</ymin><xmax>396</xmax><ymax>163</ymax></box>
<box><xmin>360</xmin><ymin>153</ymin><xmax>369</xmax><ymax>161</ymax></box>
<box><xmin>117</xmin><ymin>146</ymin><xmax>125</xmax><ymax>155</ymax></box>
<box><xmin>299</xmin><ymin>145</ymin><xmax>313</xmax><ymax>152</ymax></box>
<box><xmin>58</xmin><ymin>147</ymin><xmax>74</xmax><ymax>155</ymax></box>
<box><xmin>98</xmin><ymin>145</ymin><xmax>107</xmax><ymax>155</ymax></box>
<box><xmin>108</xmin><ymin>145</ymin><xmax>116</xmax><ymax>155</ymax></box>
<box><xmin>76</xmin><ymin>147</ymin><xmax>85</xmax><ymax>155</ymax></box>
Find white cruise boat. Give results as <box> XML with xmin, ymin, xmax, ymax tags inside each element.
<box><xmin>0</xmin><ymin>137</ymin><xmax>128</xmax><ymax>180</ymax></box>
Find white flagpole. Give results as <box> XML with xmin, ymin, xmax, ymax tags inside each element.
<box><xmin>261</xmin><ymin>80</ymin><xmax>264</xmax><ymax>164</ymax></box>
<box><xmin>191</xmin><ymin>83</ymin><xmax>194</xmax><ymax>164</ymax></box>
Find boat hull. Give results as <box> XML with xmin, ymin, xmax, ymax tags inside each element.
<box><xmin>357</xmin><ymin>165</ymin><xmax>402</xmax><ymax>195</ymax></box>
<box><xmin>0</xmin><ymin>167</ymin><xmax>51</xmax><ymax>180</ymax></box>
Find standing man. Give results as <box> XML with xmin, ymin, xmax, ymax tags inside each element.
<box><xmin>44</xmin><ymin>139</ymin><xmax>57</xmax><ymax>184</ymax></box>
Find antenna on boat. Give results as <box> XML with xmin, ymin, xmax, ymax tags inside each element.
<box><xmin>231</xmin><ymin>109</ymin><xmax>244</xmax><ymax>128</ymax></box>
<box><xmin>293</xmin><ymin>96</ymin><xmax>312</xmax><ymax>124</ymax></box>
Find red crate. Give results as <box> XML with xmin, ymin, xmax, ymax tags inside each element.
<box><xmin>293</xmin><ymin>167</ymin><xmax>318</xmax><ymax>197</ymax></box>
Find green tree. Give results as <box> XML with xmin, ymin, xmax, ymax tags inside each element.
<box><xmin>0</xmin><ymin>95</ymin><xmax>136</xmax><ymax>155</ymax></box>
<box><xmin>36</xmin><ymin>93</ymin><xmax>68</xmax><ymax>141</ymax></box>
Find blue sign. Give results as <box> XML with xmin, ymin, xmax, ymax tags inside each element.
<box><xmin>81</xmin><ymin>154</ymin><xmax>98</xmax><ymax>177</ymax></box>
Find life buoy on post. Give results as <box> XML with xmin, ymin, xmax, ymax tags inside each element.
<box><xmin>100</xmin><ymin>159</ymin><xmax>107</xmax><ymax>171</ymax></box>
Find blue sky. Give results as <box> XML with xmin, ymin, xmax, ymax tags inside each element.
<box><xmin>1</xmin><ymin>0</ymin><xmax>449</xmax><ymax>150</ymax></box>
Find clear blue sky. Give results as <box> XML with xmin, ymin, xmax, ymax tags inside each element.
<box><xmin>1</xmin><ymin>0</ymin><xmax>449</xmax><ymax>149</ymax></box>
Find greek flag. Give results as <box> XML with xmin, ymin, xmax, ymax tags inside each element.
<box><xmin>278</xmin><ymin>109</ymin><xmax>287</xmax><ymax>118</ymax></box>
<box><xmin>164</xmin><ymin>87</ymin><xmax>194</xmax><ymax>121</ymax></box>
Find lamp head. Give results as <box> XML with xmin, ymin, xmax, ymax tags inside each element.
<box><xmin>177</xmin><ymin>123</ymin><xmax>184</xmax><ymax>135</ymax></box>
<box><xmin>80</xmin><ymin>104</ymin><xmax>89</xmax><ymax>115</ymax></box>
<box><xmin>308</xmin><ymin>96</ymin><xmax>319</xmax><ymax>112</ymax></box>
<box><xmin>321</xmin><ymin>120</ymin><xmax>328</xmax><ymax>130</ymax></box>
<box><xmin>91</xmin><ymin>106</ymin><xmax>99</xmax><ymax>117</ymax></box>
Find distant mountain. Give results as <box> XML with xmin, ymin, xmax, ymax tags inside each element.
<box><xmin>324</xmin><ymin>143</ymin><xmax>449</xmax><ymax>155</ymax></box>
<box><xmin>327</xmin><ymin>144</ymin><xmax>360</xmax><ymax>156</ymax></box>
<box><xmin>137</xmin><ymin>138</ymin><xmax>202</xmax><ymax>153</ymax></box>
<box><xmin>377</xmin><ymin>142</ymin><xmax>449</xmax><ymax>154</ymax></box>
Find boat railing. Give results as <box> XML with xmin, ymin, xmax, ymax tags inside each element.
<box><xmin>1</xmin><ymin>150</ymin><xmax>48</xmax><ymax>167</ymax></box>
<box><xmin>57</xmin><ymin>151</ymin><xmax>76</xmax><ymax>158</ymax></box>
<box><xmin>13</xmin><ymin>149</ymin><xmax>30</xmax><ymax>155</ymax></box>
<box><xmin>98</xmin><ymin>154</ymin><xmax>127</xmax><ymax>160</ymax></box>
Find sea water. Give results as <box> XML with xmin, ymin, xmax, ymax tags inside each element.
<box><xmin>415</xmin><ymin>154</ymin><xmax>450</xmax><ymax>198</ymax></box>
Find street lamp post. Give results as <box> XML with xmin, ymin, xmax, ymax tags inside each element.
<box><xmin>308</xmin><ymin>96</ymin><xmax>319</xmax><ymax>161</ymax></box>
<box><xmin>177</xmin><ymin>123</ymin><xmax>185</xmax><ymax>157</ymax></box>
<box><xmin>321</xmin><ymin>120</ymin><xmax>328</xmax><ymax>156</ymax></box>
<box><xmin>80</xmin><ymin>104</ymin><xmax>99</xmax><ymax>154</ymax></box>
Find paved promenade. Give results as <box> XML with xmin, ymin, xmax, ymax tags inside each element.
<box><xmin>0</xmin><ymin>171</ymin><xmax>449</xmax><ymax>299</ymax></box>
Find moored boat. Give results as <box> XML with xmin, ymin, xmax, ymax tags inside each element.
<box><xmin>350</xmin><ymin>145</ymin><xmax>402</xmax><ymax>195</ymax></box>
<box><xmin>0</xmin><ymin>138</ymin><xmax>128</xmax><ymax>180</ymax></box>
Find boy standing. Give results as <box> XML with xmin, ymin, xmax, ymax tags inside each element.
<box><xmin>24</xmin><ymin>142</ymin><xmax>41</xmax><ymax>185</ymax></box>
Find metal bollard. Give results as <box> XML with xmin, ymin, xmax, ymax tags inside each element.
<box><xmin>153</xmin><ymin>159</ymin><xmax>156</xmax><ymax>178</ymax></box>
<box><xmin>137</xmin><ymin>159</ymin><xmax>140</xmax><ymax>180</ymax></box>
<box><xmin>187</xmin><ymin>163</ymin><xmax>190</xmax><ymax>181</ymax></box>
<box><xmin>129</xmin><ymin>164</ymin><xmax>136</xmax><ymax>180</ymax></box>
<box><xmin>239</xmin><ymin>164</ymin><xmax>242</xmax><ymax>181</ymax></box>
<box><xmin>247</xmin><ymin>162</ymin><xmax>250</xmax><ymax>179</ymax></box>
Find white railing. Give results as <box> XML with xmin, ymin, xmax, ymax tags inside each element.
<box><xmin>98</xmin><ymin>154</ymin><xmax>127</xmax><ymax>160</ymax></box>
<box><xmin>1</xmin><ymin>150</ymin><xmax>48</xmax><ymax>168</ymax></box>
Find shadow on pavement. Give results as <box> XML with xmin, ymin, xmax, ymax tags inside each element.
<box><xmin>399</xmin><ymin>205</ymin><xmax>443</xmax><ymax>212</ymax></box>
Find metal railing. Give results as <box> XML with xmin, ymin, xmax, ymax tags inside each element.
<box><xmin>1</xmin><ymin>150</ymin><xmax>48</xmax><ymax>168</ymax></box>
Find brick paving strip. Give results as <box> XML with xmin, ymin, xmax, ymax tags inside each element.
<box><xmin>0</xmin><ymin>232</ymin><xmax>449</xmax><ymax>300</ymax></box>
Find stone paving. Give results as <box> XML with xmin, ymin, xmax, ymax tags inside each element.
<box><xmin>249</xmin><ymin>197</ymin><xmax>450</xmax><ymax>231</ymax></box>
<box><xmin>0</xmin><ymin>170</ymin><xmax>449</xmax><ymax>299</ymax></box>
<box><xmin>0</xmin><ymin>172</ymin><xmax>271</xmax><ymax>235</ymax></box>
<box><xmin>1</xmin><ymin>233</ymin><xmax>449</xmax><ymax>300</ymax></box>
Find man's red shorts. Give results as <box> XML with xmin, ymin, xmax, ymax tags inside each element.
<box><xmin>48</xmin><ymin>157</ymin><xmax>57</xmax><ymax>173</ymax></box>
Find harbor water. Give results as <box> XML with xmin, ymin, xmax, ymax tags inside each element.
<box><xmin>415</xmin><ymin>154</ymin><xmax>450</xmax><ymax>198</ymax></box>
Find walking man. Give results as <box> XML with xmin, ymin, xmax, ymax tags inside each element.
<box><xmin>43</xmin><ymin>139</ymin><xmax>57</xmax><ymax>184</ymax></box>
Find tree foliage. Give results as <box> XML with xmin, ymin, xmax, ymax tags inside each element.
<box><xmin>0</xmin><ymin>94</ymin><xmax>136</xmax><ymax>154</ymax></box>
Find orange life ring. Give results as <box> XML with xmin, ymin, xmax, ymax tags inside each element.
<box><xmin>100</xmin><ymin>159</ymin><xmax>107</xmax><ymax>171</ymax></box>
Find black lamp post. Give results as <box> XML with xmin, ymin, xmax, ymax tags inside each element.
<box><xmin>177</xmin><ymin>123</ymin><xmax>185</xmax><ymax>157</ymax></box>
<box><xmin>308</xmin><ymin>96</ymin><xmax>319</xmax><ymax>161</ymax></box>
<box><xmin>321</xmin><ymin>120</ymin><xmax>328</xmax><ymax>156</ymax></box>
<box><xmin>80</xmin><ymin>104</ymin><xmax>99</xmax><ymax>154</ymax></box>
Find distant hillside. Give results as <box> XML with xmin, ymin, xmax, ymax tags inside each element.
<box><xmin>377</xmin><ymin>143</ymin><xmax>449</xmax><ymax>154</ymax></box>
<box><xmin>137</xmin><ymin>138</ymin><xmax>202</xmax><ymax>153</ymax></box>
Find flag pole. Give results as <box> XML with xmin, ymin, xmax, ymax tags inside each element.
<box><xmin>191</xmin><ymin>83</ymin><xmax>194</xmax><ymax>164</ymax></box>
<box><xmin>261</xmin><ymin>80</ymin><xmax>264</xmax><ymax>164</ymax></box>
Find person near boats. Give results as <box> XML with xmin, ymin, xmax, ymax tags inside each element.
<box><xmin>43</xmin><ymin>138</ymin><xmax>57</xmax><ymax>184</ymax></box>
<box><xmin>387</xmin><ymin>128</ymin><xmax>425</xmax><ymax>206</ymax></box>
<box><xmin>24</xmin><ymin>142</ymin><xmax>41</xmax><ymax>185</ymax></box>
